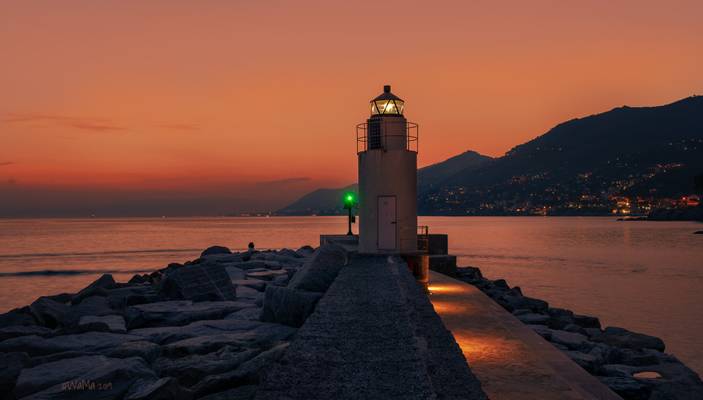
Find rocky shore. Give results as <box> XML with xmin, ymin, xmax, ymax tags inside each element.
<box><xmin>0</xmin><ymin>244</ymin><xmax>327</xmax><ymax>399</ymax></box>
<box><xmin>2</xmin><ymin>242</ymin><xmax>702</xmax><ymax>400</ymax></box>
<box><xmin>455</xmin><ymin>266</ymin><xmax>703</xmax><ymax>400</ymax></box>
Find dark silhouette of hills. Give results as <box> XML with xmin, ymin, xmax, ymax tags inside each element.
<box><xmin>418</xmin><ymin>150</ymin><xmax>493</xmax><ymax>194</ymax></box>
<box><xmin>277</xmin><ymin>184</ymin><xmax>359</xmax><ymax>216</ymax></box>
<box><xmin>279</xmin><ymin>95</ymin><xmax>703</xmax><ymax>216</ymax></box>
<box><xmin>420</xmin><ymin>96</ymin><xmax>703</xmax><ymax>215</ymax></box>
<box><xmin>277</xmin><ymin>151</ymin><xmax>492</xmax><ymax>215</ymax></box>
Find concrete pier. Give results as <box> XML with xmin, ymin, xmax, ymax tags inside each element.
<box><xmin>429</xmin><ymin>271</ymin><xmax>621</xmax><ymax>400</ymax></box>
<box><xmin>257</xmin><ymin>254</ymin><xmax>487</xmax><ymax>399</ymax></box>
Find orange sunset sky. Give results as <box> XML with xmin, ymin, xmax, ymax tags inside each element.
<box><xmin>1</xmin><ymin>1</ymin><xmax>702</xmax><ymax>216</ymax></box>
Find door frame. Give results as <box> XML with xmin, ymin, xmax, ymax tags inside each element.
<box><xmin>377</xmin><ymin>195</ymin><xmax>397</xmax><ymax>250</ymax></box>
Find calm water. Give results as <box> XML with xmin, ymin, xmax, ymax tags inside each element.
<box><xmin>0</xmin><ymin>217</ymin><xmax>701</xmax><ymax>374</ymax></box>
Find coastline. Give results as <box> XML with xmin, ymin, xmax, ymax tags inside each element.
<box><xmin>0</xmin><ymin>241</ymin><xmax>701</xmax><ymax>399</ymax></box>
<box><xmin>0</xmin><ymin>245</ymin><xmax>316</xmax><ymax>398</ymax></box>
<box><xmin>453</xmin><ymin>265</ymin><xmax>703</xmax><ymax>399</ymax></box>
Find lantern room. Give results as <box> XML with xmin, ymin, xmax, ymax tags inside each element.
<box><xmin>370</xmin><ymin>85</ymin><xmax>405</xmax><ymax>116</ymax></box>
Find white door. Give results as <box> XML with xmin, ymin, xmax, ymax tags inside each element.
<box><xmin>378</xmin><ymin>196</ymin><xmax>397</xmax><ymax>250</ymax></box>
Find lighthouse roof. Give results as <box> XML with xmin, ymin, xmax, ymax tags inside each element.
<box><xmin>371</xmin><ymin>85</ymin><xmax>404</xmax><ymax>102</ymax></box>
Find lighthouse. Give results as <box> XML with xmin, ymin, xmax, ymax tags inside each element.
<box><xmin>357</xmin><ymin>85</ymin><xmax>419</xmax><ymax>254</ymax></box>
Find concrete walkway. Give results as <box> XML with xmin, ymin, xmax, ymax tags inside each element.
<box><xmin>257</xmin><ymin>255</ymin><xmax>486</xmax><ymax>399</ymax></box>
<box><xmin>429</xmin><ymin>271</ymin><xmax>621</xmax><ymax>400</ymax></box>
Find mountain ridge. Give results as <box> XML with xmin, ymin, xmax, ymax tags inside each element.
<box><xmin>278</xmin><ymin>95</ymin><xmax>703</xmax><ymax>216</ymax></box>
<box><xmin>276</xmin><ymin>150</ymin><xmax>493</xmax><ymax>215</ymax></box>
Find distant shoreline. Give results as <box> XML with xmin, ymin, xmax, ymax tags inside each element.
<box><xmin>1</xmin><ymin>214</ymin><xmax>701</xmax><ymax>221</ymax></box>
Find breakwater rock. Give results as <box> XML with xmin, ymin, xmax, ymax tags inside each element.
<box><xmin>0</xmin><ymin>244</ymin><xmax>331</xmax><ymax>399</ymax></box>
<box><xmin>456</xmin><ymin>266</ymin><xmax>703</xmax><ymax>400</ymax></box>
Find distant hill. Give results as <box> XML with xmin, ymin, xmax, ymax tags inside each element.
<box><xmin>420</xmin><ymin>95</ymin><xmax>703</xmax><ymax>215</ymax></box>
<box><xmin>276</xmin><ymin>150</ymin><xmax>492</xmax><ymax>215</ymax></box>
<box><xmin>276</xmin><ymin>184</ymin><xmax>359</xmax><ymax>216</ymax></box>
<box><xmin>418</xmin><ymin>150</ymin><xmax>493</xmax><ymax>194</ymax></box>
<box><xmin>279</xmin><ymin>96</ymin><xmax>703</xmax><ymax>216</ymax></box>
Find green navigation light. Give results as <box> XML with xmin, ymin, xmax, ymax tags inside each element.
<box><xmin>343</xmin><ymin>191</ymin><xmax>357</xmax><ymax>235</ymax></box>
<box><xmin>343</xmin><ymin>192</ymin><xmax>357</xmax><ymax>209</ymax></box>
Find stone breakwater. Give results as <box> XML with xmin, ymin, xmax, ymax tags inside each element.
<box><xmin>455</xmin><ymin>266</ymin><xmax>703</xmax><ymax>400</ymax></box>
<box><xmin>0</xmin><ymin>244</ymin><xmax>330</xmax><ymax>399</ymax></box>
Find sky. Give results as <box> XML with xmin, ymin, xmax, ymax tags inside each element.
<box><xmin>1</xmin><ymin>0</ymin><xmax>702</xmax><ymax>216</ymax></box>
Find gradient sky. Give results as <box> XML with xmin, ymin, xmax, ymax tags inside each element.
<box><xmin>1</xmin><ymin>1</ymin><xmax>702</xmax><ymax>216</ymax></box>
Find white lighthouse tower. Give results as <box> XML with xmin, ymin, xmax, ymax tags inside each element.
<box><xmin>357</xmin><ymin>85</ymin><xmax>418</xmax><ymax>254</ymax></box>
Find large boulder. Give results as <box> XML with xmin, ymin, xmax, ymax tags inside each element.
<box><xmin>190</xmin><ymin>344</ymin><xmax>288</xmax><ymax>397</ymax></box>
<box><xmin>158</xmin><ymin>263</ymin><xmax>237</xmax><ymax>302</ymax></box>
<box><xmin>154</xmin><ymin>347</ymin><xmax>259</xmax><ymax>386</ymax></box>
<box><xmin>163</xmin><ymin>324</ymin><xmax>294</xmax><ymax>357</ymax></box>
<box><xmin>516</xmin><ymin>313</ymin><xmax>549</xmax><ymax>325</ymax></box>
<box><xmin>226</xmin><ymin>266</ymin><xmax>246</xmax><ymax>281</ymax></box>
<box><xmin>528</xmin><ymin>324</ymin><xmax>552</xmax><ymax>339</ymax></box>
<box><xmin>105</xmin><ymin>286</ymin><xmax>159</xmax><ymax>309</ymax></box>
<box><xmin>226</xmin><ymin>307</ymin><xmax>262</xmax><ymax>321</ymax></box>
<box><xmin>545</xmin><ymin>307</ymin><xmax>575</xmax><ymax>330</ymax></box>
<box><xmin>233</xmin><ymin>342</ymin><xmax>289</xmax><ymax>382</ymax></box>
<box><xmin>599</xmin><ymin>361</ymin><xmax>703</xmax><ymax>399</ymax></box>
<box><xmin>548</xmin><ymin>329</ymin><xmax>591</xmax><ymax>351</ymax></box>
<box><xmin>226</xmin><ymin>260</ymin><xmax>269</xmax><ymax>271</ymax></box>
<box><xmin>598</xmin><ymin>376</ymin><xmax>652</xmax><ymax>400</ymax></box>
<box><xmin>271</xmin><ymin>274</ymin><xmax>289</xmax><ymax>287</ymax></box>
<box><xmin>260</xmin><ymin>286</ymin><xmax>322</xmax><ymax>328</ymax></box>
<box><xmin>124</xmin><ymin>377</ymin><xmax>193</xmax><ymax>400</ymax></box>
<box><xmin>14</xmin><ymin>356</ymin><xmax>158</xmax><ymax>399</ymax></box>
<box><xmin>233</xmin><ymin>279</ymin><xmax>266</xmax><ymax>292</ymax></box>
<box><xmin>63</xmin><ymin>295</ymin><xmax>116</xmax><ymax>327</ymax></box>
<box><xmin>129</xmin><ymin>319</ymin><xmax>283</xmax><ymax>344</ymax></box>
<box><xmin>295</xmin><ymin>245</ymin><xmax>315</xmax><ymax>257</ymax></box>
<box><xmin>0</xmin><ymin>307</ymin><xmax>37</xmax><ymax>326</ymax></box>
<box><xmin>106</xmin><ymin>340</ymin><xmax>161</xmax><ymax>363</ymax></box>
<box><xmin>29</xmin><ymin>297</ymin><xmax>70</xmax><ymax>328</ymax></box>
<box><xmin>0</xmin><ymin>331</ymin><xmax>143</xmax><ymax>356</ymax></box>
<box><xmin>27</xmin><ymin>350</ymin><xmax>99</xmax><ymax>366</ymax></box>
<box><xmin>592</xmin><ymin>327</ymin><xmax>665</xmax><ymax>352</ymax></box>
<box><xmin>573</xmin><ymin>314</ymin><xmax>601</xmax><ymax>329</ymax></box>
<box><xmin>236</xmin><ymin>286</ymin><xmax>261</xmax><ymax>301</ymax></box>
<box><xmin>278</xmin><ymin>248</ymin><xmax>302</xmax><ymax>259</ymax></box>
<box><xmin>71</xmin><ymin>273</ymin><xmax>116</xmax><ymax>304</ymax></box>
<box><xmin>201</xmin><ymin>246</ymin><xmax>232</xmax><ymax>257</ymax></box>
<box><xmin>563</xmin><ymin>350</ymin><xmax>599</xmax><ymax>373</ymax></box>
<box><xmin>456</xmin><ymin>266</ymin><xmax>484</xmax><ymax>283</ymax></box>
<box><xmin>0</xmin><ymin>325</ymin><xmax>53</xmax><ymax>341</ymax></box>
<box><xmin>78</xmin><ymin>315</ymin><xmax>126</xmax><ymax>333</ymax></box>
<box><xmin>14</xmin><ymin>355</ymin><xmax>111</xmax><ymax>397</ymax></box>
<box><xmin>125</xmin><ymin>300</ymin><xmax>254</xmax><ymax>329</ymax></box>
<box><xmin>287</xmin><ymin>243</ymin><xmax>347</xmax><ymax>293</ymax></box>
<box><xmin>0</xmin><ymin>352</ymin><xmax>30</xmax><ymax>396</ymax></box>
<box><xmin>496</xmin><ymin>292</ymin><xmax>548</xmax><ymax>313</ymax></box>
<box><xmin>246</xmin><ymin>270</ymin><xmax>288</xmax><ymax>281</ymax></box>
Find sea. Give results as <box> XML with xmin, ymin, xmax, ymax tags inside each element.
<box><xmin>0</xmin><ymin>216</ymin><xmax>701</xmax><ymax>374</ymax></box>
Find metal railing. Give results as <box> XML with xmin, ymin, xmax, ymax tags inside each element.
<box><xmin>356</xmin><ymin>120</ymin><xmax>418</xmax><ymax>153</ymax></box>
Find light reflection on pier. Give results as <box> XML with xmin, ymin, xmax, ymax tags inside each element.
<box><xmin>429</xmin><ymin>271</ymin><xmax>621</xmax><ymax>400</ymax></box>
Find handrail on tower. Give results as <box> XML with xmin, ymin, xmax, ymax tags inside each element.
<box><xmin>356</xmin><ymin>121</ymin><xmax>419</xmax><ymax>153</ymax></box>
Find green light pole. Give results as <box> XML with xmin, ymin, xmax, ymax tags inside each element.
<box><xmin>343</xmin><ymin>192</ymin><xmax>357</xmax><ymax>236</ymax></box>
